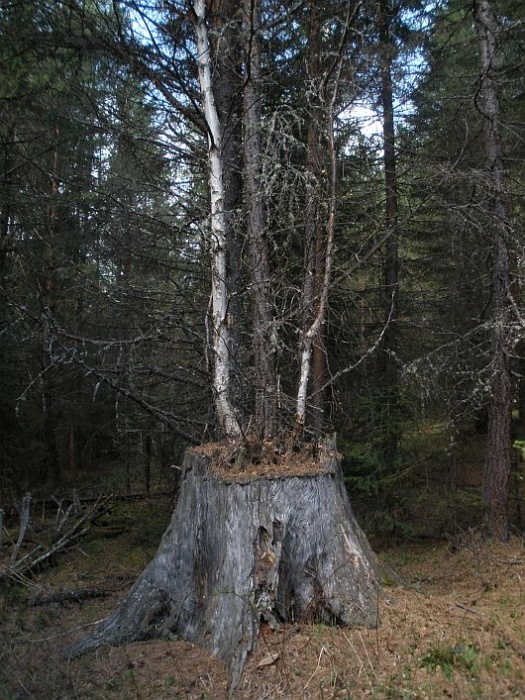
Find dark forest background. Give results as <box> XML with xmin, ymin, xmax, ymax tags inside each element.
<box><xmin>1</xmin><ymin>0</ymin><xmax>524</xmax><ymax>539</ymax></box>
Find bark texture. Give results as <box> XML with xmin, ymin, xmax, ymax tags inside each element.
<box><xmin>243</xmin><ymin>0</ymin><xmax>277</xmax><ymax>437</ymax></box>
<box><xmin>297</xmin><ymin>0</ymin><xmax>328</xmax><ymax>431</ymax></box>
<box><xmin>194</xmin><ymin>0</ymin><xmax>241</xmax><ymax>439</ymax></box>
<box><xmin>67</xmin><ymin>440</ymin><xmax>378</xmax><ymax>689</ymax></box>
<box><xmin>210</xmin><ymin>0</ymin><xmax>246</xmax><ymax>419</ymax></box>
<box><xmin>474</xmin><ymin>0</ymin><xmax>512</xmax><ymax>541</ymax></box>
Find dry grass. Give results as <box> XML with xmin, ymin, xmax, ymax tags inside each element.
<box><xmin>2</xmin><ymin>497</ymin><xmax>525</xmax><ymax>699</ymax></box>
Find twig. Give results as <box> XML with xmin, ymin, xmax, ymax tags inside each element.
<box><xmin>29</xmin><ymin>588</ymin><xmax>112</xmax><ymax>606</ymax></box>
<box><xmin>303</xmin><ymin>644</ymin><xmax>328</xmax><ymax>691</ymax></box>
<box><xmin>0</xmin><ymin>507</ymin><xmax>4</xmax><ymax>552</ymax></box>
<box><xmin>16</xmin><ymin>619</ymin><xmax>109</xmax><ymax>645</ymax></box>
<box><xmin>12</xmin><ymin>493</ymin><xmax>31</xmax><ymax>563</ymax></box>
<box><xmin>0</xmin><ymin>496</ymin><xmax>112</xmax><ymax>583</ymax></box>
<box><xmin>454</xmin><ymin>602</ymin><xmax>484</xmax><ymax>617</ymax></box>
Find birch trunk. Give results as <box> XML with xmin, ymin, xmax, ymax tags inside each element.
<box><xmin>194</xmin><ymin>0</ymin><xmax>241</xmax><ymax>439</ymax></box>
<box><xmin>296</xmin><ymin>4</ymin><xmax>344</xmax><ymax>426</ymax></box>
<box><xmin>210</xmin><ymin>0</ymin><xmax>246</xmax><ymax>415</ymax></box>
<box><xmin>297</xmin><ymin>1</ymin><xmax>328</xmax><ymax>431</ymax></box>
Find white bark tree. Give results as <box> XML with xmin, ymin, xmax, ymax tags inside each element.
<box><xmin>66</xmin><ymin>6</ymin><xmax>379</xmax><ymax>690</ymax></box>
<box><xmin>295</xmin><ymin>2</ymin><xmax>355</xmax><ymax>426</ymax></box>
<box><xmin>194</xmin><ymin>0</ymin><xmax>241</xmax><ymax>439</ymax></box>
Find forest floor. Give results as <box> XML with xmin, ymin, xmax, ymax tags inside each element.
<box><xmin>1</xmin><ymin>489</ymin><xmax>525</xmax><ymax>699</ymax></box>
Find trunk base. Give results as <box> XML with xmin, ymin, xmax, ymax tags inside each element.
<box><xmin>68</xmin><ymin>436</ymin><xmax>378</xmax><ymax>689</ymax></box>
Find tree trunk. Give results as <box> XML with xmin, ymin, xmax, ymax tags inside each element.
<box><xmin>0</xmin><ymin>125</ymin><xmax>14</xmax><ymax>279</ymax></box>
<box><xmin>194</xmin><ymin>0</ymin><xmax>241</xmax><ymax>439</ymax></box>
<box><xmin>474</xmin><ymin>0</ymin><xmax>512</xmax><ymax>541</ymax></box>
<box><xmin>377</xmin><ymin>0</ymin><xmax>400</xmax><ymax>474</ymax></box>
<box><xmin>516</xmin><ymin>344</ymin><xmax>525</xmax><ymax>432</ymax></box>
<box><xmin>296</xmin><ymin>1</ymin><xmax>346</xmax><ymax>429</ymax></box>
<box><xmin>67</xmin><ymin>437</ymin><xmax>378</xmax><ymax>689</ymax></box>
<box><xmin>68</xmin><ymin>424</ymin><xmax>76</xmax><ymax>473</ymax></box>
<box><xmin>210</xmin><ymin>0</ymin><xmax>246</xmax><ymax>418</ymax></box>
<box><xmin>41</xmin><ymin>339</ymin><xmax>60</xmax><ymax>486</ymax></box>
<box><xmin>297</xmin><ymin>1</ymin><xmax>328</xmax><ymax>431</ymax></box>
<box><xmin>243</xmin><ymin>0</ymin><xmax>277</xmax><ymax>438</ymax></box>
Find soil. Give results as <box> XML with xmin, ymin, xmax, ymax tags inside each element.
<box><xmin>1</xmin><ymin>496</ymin><xmax>525</xmax><ymax>699</ymax></box>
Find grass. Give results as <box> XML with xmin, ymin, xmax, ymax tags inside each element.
<box><xmin>0</xmin><ymin>538</ymin><xmax>525</xmax><ymax>700</ymax></box>
<box><xmin>419</xmin><ymin>642</ymin><xmax>479</xmax><ymax>679</ymax></box>
<box><xmin>1</xmin><ymin>479</ymin><xmax>525</xmax><ymax>698</ymax></box>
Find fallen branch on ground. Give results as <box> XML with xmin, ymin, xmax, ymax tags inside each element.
<box><xmin>29</xmin><ymin>588</ymin><xmax>112</xmax><ymax>606</ymax></box>
<box><xmin>0</xmin><ymin>495</ymin><xmax>112</xmax><ymax>584</ymax></box>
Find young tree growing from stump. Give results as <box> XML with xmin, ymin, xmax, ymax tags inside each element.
<box><xmin>68</xmin><ymin>0</ymin><xmax>378</xmax><ymax>687</ymax></box>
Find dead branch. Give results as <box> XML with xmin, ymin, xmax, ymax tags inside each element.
<box><xmin>0</xmin><ymin>495</ymin><xmax>112</xmax><ymax>584</ymax></box>
<box><xmin>12</xmin><ymin>493</ymin><xmax>31</xmax><ymax>563</ymax></box>
<box><xmin>0</xmin><ymin>507</ymin><xmax>4</xmax><ymax>553</ymax></box>
<box><xmin>29</xmin><ymin>588</ymin><xmax>112</xmax><ymax>606</ymax></box>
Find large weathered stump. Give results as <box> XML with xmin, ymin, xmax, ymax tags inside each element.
<box><xmin>68</xmin><ymin>436</ymin><xmax>378</xmax><ymax>688</ymax></box>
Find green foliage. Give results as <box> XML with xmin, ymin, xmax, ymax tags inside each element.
<box><xmin>340</xmin><ymin>440</ymin><xmax>414</xmax><ymax>538</ymax></box>
<box><xmin>0</xmin><ymin>0</ymin><xmax>523</xmax><ymax>528</ymax></box>
<box><xmin>339</xmin><ymin>390</ymin><xmax>410</xmax><ymax>504</ymax></box>
<box><xmin>513</xmin><ymin>440</ymin><xmax>525</xmax><ymax>460</ymax></box>
<box><xmin>0</xmin><ymin>1</ymin><xmax>212</xmax><ymax>490</ymax></box>
<box><xmin>420</xmin><ymin>643</ymin><xmax>479</xmax><ymax>680</ymax></box>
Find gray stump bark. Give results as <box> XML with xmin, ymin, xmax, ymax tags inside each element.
<box><xmin>67</xmin><ymin>437</ymin><xmax>378</xmax><ymax>689</ymax></box>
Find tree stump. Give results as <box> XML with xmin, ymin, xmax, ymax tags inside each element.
<box><xmin>68</xmin><ymin>436</ymin><xmax>378</xmax><ymax>688</ymax></box>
